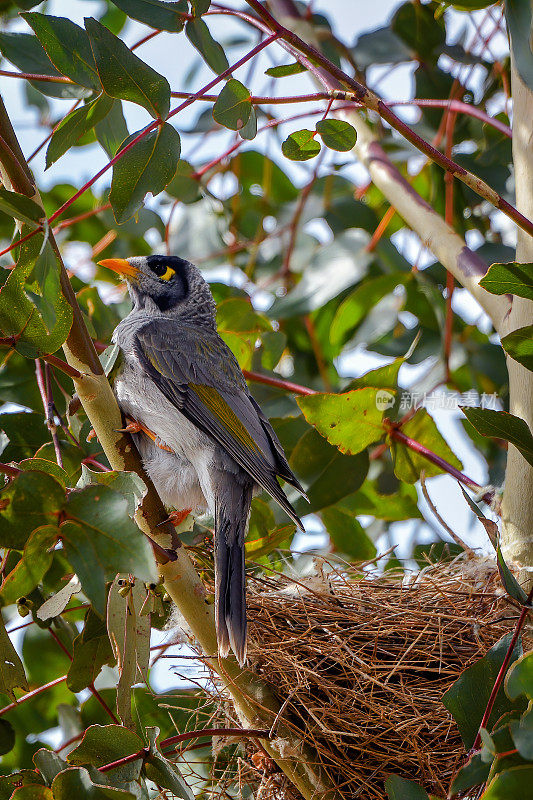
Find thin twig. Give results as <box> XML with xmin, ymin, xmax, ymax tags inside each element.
<box><xmin>420</xmin><ymin>472</ymin><xmax>474</xmax><ymax>556</ymax></box>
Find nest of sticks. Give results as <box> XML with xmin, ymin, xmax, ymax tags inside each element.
<box><xmin>205</xmin><ymin>556</ymin><xmax>518</xmax><ymax>799</ymax></box>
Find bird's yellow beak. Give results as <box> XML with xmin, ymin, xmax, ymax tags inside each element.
<box><xmin>97</xmin><ymin>258</ymin><xmax>140</xmax><ymax>279</ymax></box>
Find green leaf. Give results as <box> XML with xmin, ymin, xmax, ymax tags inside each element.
<box><xmin>496</xmin><ymin>543</ymin><xmax>528</xmax><ymax>604</ymax></box>
<box><xmin>190</xmin><ymin>0</ymin><xmax>210</xmax><ymax>14</ymax></box>
<box><xmin>185</xmin><ymin>18</ymin><xmax>229</xmax><ymax>74</ymax></box>
<box><xmin>343</xmin><ymin>480</ymin><xmax>422</xmax><ymax>521</ymax></box>
<box><xmin>385</xmin><ymin>775</ymin><xmax>429</xmax><ymax>800</ymax></box>
<box><xmin>238</xmin><ymin>106</ymin><xmax>257</xmax><ymax>141</ymax></box>
<box><xmin>511</xmin><ymin>705</ymin><xmax>533</xmax><ymax>760</ymax></box>
<box><xmin>145</xmin><ymin>727</ymin><xmax>194</xmax><ymax>800</ymax></box>
<box><xmin>109</xmin><ymin>123</ymin><xmax>181</xmax><ymax>224</ymax></box>
<box><xmin>505</xmin><ymin>0</ymin><xmax>533</xmax><ymax>92</ymax></box>
<box><xmin>22</xmin><ymin>13</ymin><xmax>100</xmax><ymax>90</ymax></box>
<box><xmin>0</xmin><ymin>32</ymin><xmax>90</xmax><ymax>99</ymax></box>
<box><xmin>28</xmin><ymin>240</ymin><xmax>62</xmax><ymax>331</ymax></box>
<box><xmin>281</xmin><ymin>129</ymin><xmax>321</xmax><ymax>161</ymax></box>
<box><xmin>0</xmin><ymin>231</ymin><xmax>73</xmax><ymax>356</ymax></box>
<box><xmin>33</xmin><ymin>750</ymin><xmax>69</xmax><ymax>785</ymax></box>
<box><xmin>109</xmin><ymin>0</ymin><xmax>188</xmax><ymax>32</ymax></box>
<box><xmin>501</xmin><ymin>325</ymin><xmax>533</xmax><ymax>371</ymax></box>
<box><xmin>166</xmin><ymin>159</ymin><xmax>201</xmax><ymax>204</ymax></box>
<box><xmin>316</xmin><ymin>119</ymin><xmax>357</xmax><ymax>151</ymax></box>
<box><xmin>46</xmin><ymin>94</ymin><xmax>114</xmax><ymax>168</ymax></box>
<box><xmin>330</xmin><ymin>274</ymin><xmax>409</xmax><ymax>346</ymax></box>
<box><xmin>0</xmin><ymin>525</ymin><xmax>59</xmax><ymax>604</ymax></box>
<box><xmin>0</xmin><ymin>412</ymin><xmax>49</xmax><ymax>462</ymax></box>
<box><xmin>443</xmin><ymin>633</ymin><xmax>525</xmax><ymax>749</ymax></box>
<box><xmin>77</xmin><ymin>467</ymin><xmax>147</xmax><ymax>517</ymax></box>
<box><xmin>392</xmin><ymin>1</ymin><xmax>445</xmax><ymax>61</ymax></box>
<box><xmin>213</xmin><ymin>79</ymin><xmax>252</xmax><ymax>131</ymax></box>
<box><xmin>270</xmin><ymin>230</ymin><xmax>371</xmax><ymax>319</ymax></box>
<box><xmin>289</xmin><ymin>428</ymin><xmax>369</xmax><ymax>514</ymax></box>
<box><xmin>482</xmin><ymin>766</ymin><xmax>533</xmax><ymax>799</ymax></box>
<box><xmin>68</xmin><ymin>724</ymin><xmax>144</xmax><ymax>782</ymax></box>
<box><xmin>85</xmin><ymin>17</ymin><xmax>171</xmax><ymax>119</ymax></box>
<box><xmin>51</xmin><ymin>767</ymin><xmax>136</xmax><ymax>799</ymax></box>
<box><xmin>461</xmin><ymin>406</ymin><xmax>533</xmax><ymax>468</ymax></box>
<box><xmin>479</xmin><ymin>262</ymin><xmax>533</xmax><ymax>300</ymax></box>
<box><xmin>62</xmin><ymin>484</ymin><xmax>157</xmax><ymax>614</ymax></box>
<box><xmin>11</xmin><ymin>787</ymin><xmax>53</xmax><ymax>800</ymax></box>
<box><xmin>265</xmin><ymin>62</ymin><xmax>306</xmax><ymax>77</ymax></box>
<box><xmin>0</xmin><ymin>471</ymin><xmax>65</xmax><ymax>550</ymax></box>
<box><xmin>245</xmin><ymin>524</ymin><xmax>295</xmax><ymax>559</ymax></box>
<box><xmin>450</xmin><ymin>752</ymin><xmax>490</xmax><ymax>795</ymax></box>
<box><xmin>506</xmin><ymin>651</ymin><xmax>533</xmax><ymax>700</ymax></box>
<box><xmin>0</xmin><ymin>611</ymin><xmax>28</xmax><ymax>699</ymax></box>
<box><xmin>67</xmin><ymin>608</ymin><xmax>116</xmax><ymax>693</ymax></box>
<box><xmin>0</xmin><ymin>720</ymin><xmax>15</xmax><ymax>757</ymax></box>
<box><xmin>0</xmin><ymin>773</ymin><xmax>46</xmax><ymax>800</ymax></box>
<box><xmin>352</xmin><ymin>26</ymin><xmax>411</xmax><ymax>69</ymax></box>
<box><xmin>297</xmin><ymin>388</ymin><xmax>387</xmax><ymax>455</ymax></box>
<box><xmin>95</xmin><ymin>99</ymin><xmax>129</xmax><ymax>157</ymax></box>
<box><xmin>0</xmin><ymin>189</ymin><xmax>43</xmax><ymax>227</ymax></box>
<box><xmin>321</xmin><ymin>506</ymin><xmax>376</xmax><ymax>561</ymax></box>
<box><xmin>391</xmin><ymin>409</ymin><xmax>463</xmax><ymax>483</ymax></box>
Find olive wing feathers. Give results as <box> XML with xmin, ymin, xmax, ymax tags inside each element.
<box><xmin>134</xmin><ymin>320</ymin><xmax>305</xmax><ymax>530</ymax></box>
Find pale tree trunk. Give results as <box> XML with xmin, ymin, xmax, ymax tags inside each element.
<box><xmin>500</xmin><ymin>56</ymin><xmax>533</xmax><ymax>587</ymax></box>
<box><xmin>266</xmin><ymin>0</ymin><xmax>532</xmax><ymax>585</ymax></box>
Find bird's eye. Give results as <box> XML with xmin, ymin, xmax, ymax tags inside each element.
<box><xmin>152</xmin><ymin>263</ymin><xmax>175</xmax><ymax>281</ymax></box>
<box><xmin>159</xmin><ymin>266</ymin><xmax>175</xmax><ymax>281</ymax></box>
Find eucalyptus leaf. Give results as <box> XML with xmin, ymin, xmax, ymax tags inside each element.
<box><xmin>109</xmin><ymin>123</ymin><xmax>181</xmax><ymax>224</ymax></box>
<box><xmin>85</xmin><ymin>17</ymin><xmax>171</xmax><ymax>119</ymax></box>
<box><xmin>185</xmin><ymin>18</ymin><xmax>229</xmax><ymax>74</ymax></box>
<box><xmin>22</xmin><ymin>13</ymin><xmax>100</xmax><ymax>90</ymax></box>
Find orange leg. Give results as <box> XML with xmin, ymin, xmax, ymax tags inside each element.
<box><xmin>167</xmin><ymin>508</ymin><xmax>192</xmax><ymax>527</ymax></box>
<box><xmin>117</xmin><ymin>416</ymin><xmax>173</xmax><ymax>453</ymax></box>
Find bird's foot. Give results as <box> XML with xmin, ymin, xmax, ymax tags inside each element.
<box><xmin>117</xmin><ymin>417</ymin><xmax>173</xmax><ymax>453</ymax></box>
<box><xmin>117</xmin><ymin>418</ymin><xmax>143</xmax><ymax>434</ymax></box>
<box><xmin>167</xmin><ymin>508</ymin><xmax>192</xmax><ymax>527</ymax></box>
<box><xmin>86</xmin><ymin>428</ymin><xmax>97</xmax><ymax>443</ymax></box>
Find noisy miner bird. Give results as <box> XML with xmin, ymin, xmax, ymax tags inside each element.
<box><xmin>98</xmin><ymin>255</ymin><xmax>306</xmax><ymax>665</ymax></box>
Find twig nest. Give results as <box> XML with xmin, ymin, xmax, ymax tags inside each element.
<box><xmin>218</xmin><ymin>558</ymin><xmax>515</xmax><ymax>799</ymax></box>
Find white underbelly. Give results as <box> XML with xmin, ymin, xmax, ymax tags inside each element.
<box><xmin>113</xmin><ymin>365</ymin><xmax>214</xmax><ymax>512</ymax></box>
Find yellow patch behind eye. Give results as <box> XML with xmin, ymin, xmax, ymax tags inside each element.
<box><xmin>160</xmin><ymin>266</ymin><xmax>175</xmax><ymax>281</ymax></box>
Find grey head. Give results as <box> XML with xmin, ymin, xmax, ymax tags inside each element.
<box><xmin>99</xmin><ymin>255</ymin><xmax>217</xmax><ymax>328</ymax></box>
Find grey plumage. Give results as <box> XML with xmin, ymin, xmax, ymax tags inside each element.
<box><xmin>104</xmin><ymin>255</ymin><xmax>305</xmax><ymax>665</ymax></box>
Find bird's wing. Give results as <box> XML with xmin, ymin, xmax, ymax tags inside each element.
<box><xmin>134</xmin><ymin>319</ymin><xmax>304</xmax><ymax>529</ymax></box>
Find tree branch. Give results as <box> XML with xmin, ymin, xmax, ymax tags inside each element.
<box><xmin>261</xmin><ymin>0</ymin><xmax>510</xmax><ymax>332</ymax></box>
<box><xmin>245</xmin><ymin>0</ymin><xmax>533</xmax><ymax>237</ymax></box>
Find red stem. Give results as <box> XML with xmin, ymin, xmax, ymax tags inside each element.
<box><xmin>48</xmin><ymin>629</ymin><xmax>119</xmax><ymax>724</ymax></box>
<box><xmin>471</xmin><ymin>585</ymin><xmax>533</xmax><ymax>752</ymax></box>
<box><xmin>98</xmin><ymin>727</ymin><xmax>271</xmax><ymax>773</ymax></box>
<box><xmin>0</xmin><ymin>675</ymin><xmax>67</xmax><ymax>716</ymax></box>
<box><xmin>243</xmin><ymin>369</ymin><xmax>316</xmax><ymax>396</ymax></box>
<box><xmin>388</xmin><ymin>427</ymin><xmax>486</xmax><ymax>496</ymax></box>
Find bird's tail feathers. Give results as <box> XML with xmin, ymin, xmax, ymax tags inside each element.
<box><xmin>264</xmin><ymin>477</ymin><xmax>305</xmax><ymax>532</ymax></box>
<box><xmin>214</xmin><ymin>481</ymin><xmax>252</xmax><ymax>666</ymax></box>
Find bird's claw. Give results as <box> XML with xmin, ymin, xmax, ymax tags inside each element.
<box><xmin>167</xmin><ymin>508</ymin><xmax>192</xmax><ymax>527</ymax></box>
<box><xmin>117</xmin><ymin>416</ymin><xmax>173</xmax><ymax>452</ymax></box>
